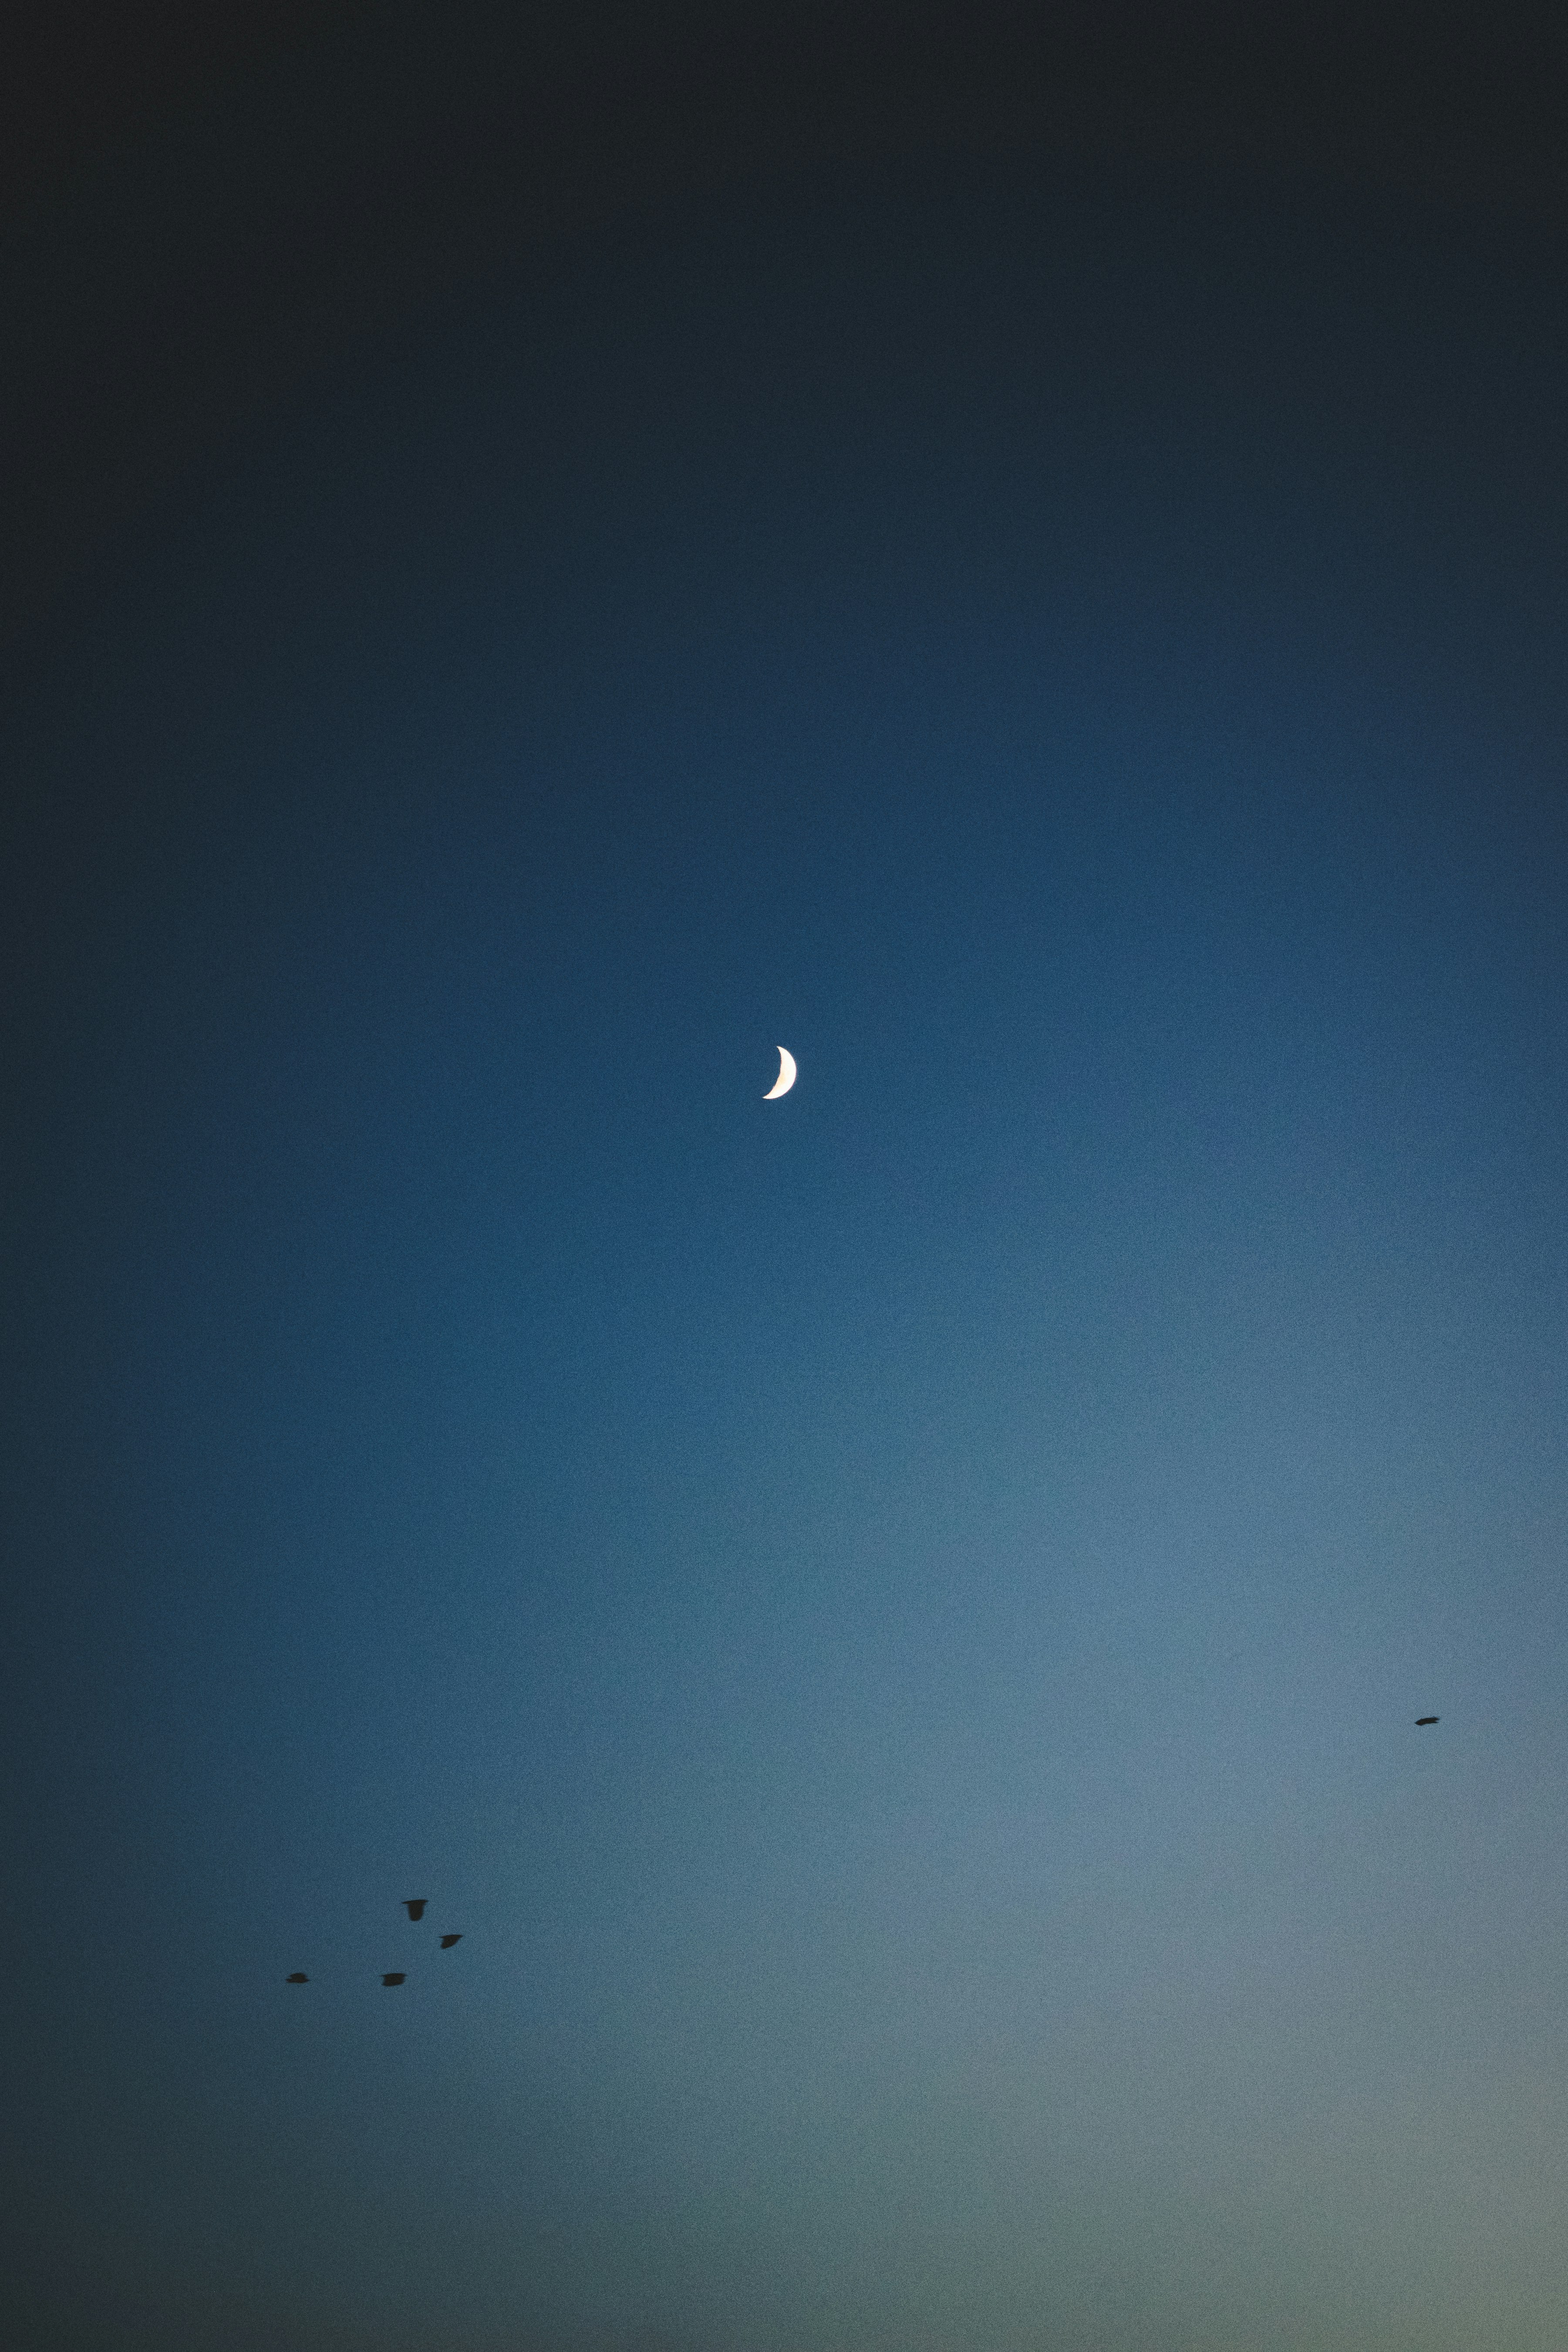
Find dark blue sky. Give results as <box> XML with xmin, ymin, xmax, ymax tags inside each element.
<box><xmin>5</xmin><ymin>10</ymin><xmax>1568</xmax><ymax>2349</ymax></box>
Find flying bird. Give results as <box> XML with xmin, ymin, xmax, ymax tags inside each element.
<box><xmin>1415</xmin><ymin>1716</ymin><xmax>1440</xmax><ymax>1726</ymax></box>
<box><xmin>382</xmin><ymin>1972</ymin><xmax>407</xmax><ymax>1986</ymax></box>
<box><xmin>285</xmin><ymin>1972</ymin><xmax>309</xmax><ymax>1984</ymax></box>
<box><xmin>440</xmin><ymin>1934</ymin><xmax>462</xmax><ymax>1949</ymax></box>
<box><xmin>404</xmin><ymin>1900</ymin><xmax>428</xmax><ymax>1920</ymax></box>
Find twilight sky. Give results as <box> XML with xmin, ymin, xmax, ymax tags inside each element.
<box><xmin>4</xmin><ymin>8</ymin><xmax>1568</xmax><ymax>2350</ymax></box>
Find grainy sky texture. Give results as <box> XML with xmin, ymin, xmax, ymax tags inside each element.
<box><xmin>4</xmin><ymin>9</ymin><xmax>1568</xmax><ymax>2351</ymax></box>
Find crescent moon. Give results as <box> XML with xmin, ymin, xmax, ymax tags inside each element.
<box><xmin>763</xmin><ymin>1046</ymin><xmax>797</xmax><ymax>1100</ymax></box>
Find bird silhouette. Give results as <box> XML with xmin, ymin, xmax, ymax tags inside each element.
<box><xmin>404</xmin><ymin>1899</ymin><xmax>428</xmax><ymax>1920</ymax></box>
<box><xmin>1415</xmin><ymin>1715</ymin><xmax>1440</xmax><ymax>1726</ymax></box>
<box><xmin>285</xmin><ymin>1972</ymin><xmax>309</xmax><ymax>1984</ymax></box>
<box><xmin>382</xmin><ymin>1972</ymin><xmax>407</xmax><ymax>1986</ymax></box>
<box><xmin>440</xmin><ymin>1934</ymin><xmax>462</xmax><ymax>1949</ymax></box>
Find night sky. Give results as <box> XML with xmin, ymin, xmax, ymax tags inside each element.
<box><xmin>5</xmin><ymin>8</ymin><xmax>1568</xmax><ymax>2350</ymax></box>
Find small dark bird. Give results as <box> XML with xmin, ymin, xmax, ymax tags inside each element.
<box><xmin>440</xmin><ymin>1934</ymin><xmax>462</xmax><ymax>1949</ymax></box>
<box><xmin>404</xmin><ymin>1900</ymin><xmax>428</xmax><ymax>1921</ymax></box>
<box><xmin>285</xmin><ymin>1972</ymin><xmax>309</xmax><ymax>1984</ymax></box>
<box><xmin>1415</xmin><ymin>1716</ymin><xmax>1440</xmax><ymax>1726</ymax></box>
<box><xmin>382</xmin><ymin>1972</ymin><xmax>407</xmax><ymax>1986</ymax></box>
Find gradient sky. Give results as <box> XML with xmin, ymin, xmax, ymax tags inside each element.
<box><xmin>5</xmin><ymin>9</ymin><xmax>1568</xmax><ymax>2350</ymax></box>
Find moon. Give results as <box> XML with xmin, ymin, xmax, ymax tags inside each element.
<box><xmin>763</xmin><ymin>1046</ymin><xmax>797</xmax><ymax>1100</ymax></box>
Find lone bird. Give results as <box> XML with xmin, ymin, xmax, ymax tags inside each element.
<box><xmin>440</xmin><ymin>1934</ymin><xmax>462</xmax><ymax>1949</ymax></box>
<box><xmin>382</xmin><ymin>1972</ymin><xmax>407</xmax><ymax>1986</ymax></box>
<box><xmin>1415</xmin><ymin>1716</ymin><xmax>1440</xmax><ymax>1726</ymax></box>
<box><xmin>404</xmin><ymin>1900</ymin><xmax>428</xmax><ymax>1920</ymax></box>
<box><xmin>285</xmin><ymin>1972</ymin><xmax>309</xmax><ymax>1984</ymax></box>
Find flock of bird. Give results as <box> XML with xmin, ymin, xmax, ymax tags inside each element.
<box><xmin>285</xmin><ymin>1898</ymin><xmax>462</xmax><ymax>1985</ymax></box>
